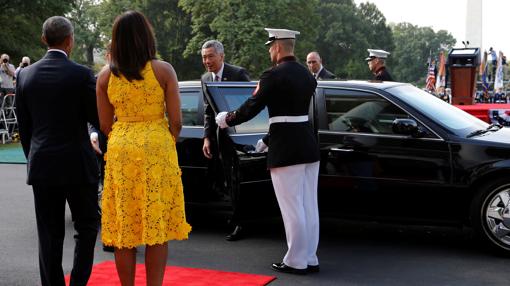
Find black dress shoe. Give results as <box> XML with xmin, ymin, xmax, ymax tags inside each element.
<box><xmin>307</xmin><ymin>264</ymin><xmax>320</xmax><ymax>273</ymax></box>
<box><xmin>103</xmin><ymin>244</ymin><xmax>114</xmax><ymax>252</ymax></box>
<box><xmin>271</xmin><ymin>262</ymin><xmax>307</xmax><ymax>275</ymax></box>
<box><xmin>225</xmin><ymin>225</ymin><xmax>243</xmax><ymax>241</ymax></box>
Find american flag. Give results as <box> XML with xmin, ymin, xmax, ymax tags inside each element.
<box><xmin>425</xmin><ymin>62</ymin><xmax>436</xmax><ymax>92</ymax></box>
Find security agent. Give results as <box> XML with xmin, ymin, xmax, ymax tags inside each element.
<box><xmin>216</xmin><ymin>28</ymin><xmax>320</xmax><ymax>275</ymax></box>
<box><xmin>306</xmin><ymin>51</ymin><xmax>336</xmax><ymax>80</ymax></box>
<box><xmin>366</xmin><ymin>49</ymin><xmax>394</xmax><ymax>81</ymax></box>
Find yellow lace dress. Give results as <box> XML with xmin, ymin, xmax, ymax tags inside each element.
<box><xmin>101</xmin><ymin>61</ymin><xmax>191</xmax><ymax>248</ymax></box>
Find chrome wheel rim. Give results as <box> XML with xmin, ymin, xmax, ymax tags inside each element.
<box><xmin>485</xmin><ymin>186</ymin><xmax>510</xmax><ymax>247</ymax></box>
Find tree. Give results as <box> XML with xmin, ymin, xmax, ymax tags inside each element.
<box><xmin>352</xmin><ymin>2</ymin><xmax>394</xmax><ymax>79</ymax></box>
<box><xmin>180</xmin><ymin>0</ymin><xmax>319</xmax><ymax>77</ymax></box>
<box><xmin>96</xmin><ymin>0</ymin><xmax>200</xmax><ymax>79</ymax></box>
<box><xmin>391</xmin><ymin>23</ymin><xmax>456</xmax><ymax>84</ymax></box>
<box><xmin>69</xmin><ymin>0</ymin><xmax>103</xmax><ymax>67</ymax></box>
<box><xmin>0</xmin><ymin>0</ymin><xmax>74</xmax><ymax>64</ymax></box>
<box><xmin>312</xmin><ymin>1</ymin><xmax>394</xmax><ymax>80</ymax></box>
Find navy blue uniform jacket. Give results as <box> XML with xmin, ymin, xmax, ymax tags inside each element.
<box><xmin>226</xmin><ymin>56</ymin><xmax>320</xmax><ymax>168</ymax></box>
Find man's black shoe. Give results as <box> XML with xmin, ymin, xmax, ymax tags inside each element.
<box><xmin>271</xmin><ymin>262</ymin><xmax>307</xmax><ymax>275</ymax></box>
<box><xmin>225</xmin><ymin>225</ymin><xmax>243</xmax><ymax>241</ymax></box>
<box><xmin>307</xmin><ymin>264</ymin><xmax>320</xmax><ymax>273</ymax></box>
<box><xmin>103</xmin><ymin>244</ymin><xmax>114</xmax><ymax>252</ymax></box>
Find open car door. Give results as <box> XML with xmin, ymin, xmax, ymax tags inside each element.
<box><xmin>204</xmin><ymin>82</ymin><xmax>278</xmax><ymax>218</ymax></box>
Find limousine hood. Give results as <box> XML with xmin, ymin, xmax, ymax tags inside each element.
<box><xmin>472</xmin><ymin>127</ymin><xmax>510</xmax><ymax>147</ymax></box>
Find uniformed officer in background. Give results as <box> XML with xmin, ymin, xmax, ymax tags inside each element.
<box><xmin>366</xmin><ymin>49</ymin><xmax>394</xmax><ymax>81</ymax></box>
<box><xmin>216</xmin><ymin>28</ymin><xmax>320</xmax><ymax>275</ymax></box>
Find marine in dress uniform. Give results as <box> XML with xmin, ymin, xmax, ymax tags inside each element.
<box><xmin>366</xmin><ymin>49</ymin><xmax>394</xmax><ymax>81</ymax></box>
<box><xmin>216</xmin><ymin>28</ymin><xmax>321</xmax><ymax>275</ymax></box>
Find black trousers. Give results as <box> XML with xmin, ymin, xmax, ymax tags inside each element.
<box><xmin>32</xmin><ymin>183</ymin><xmax>99</xmax><ymax>286</ymax></box>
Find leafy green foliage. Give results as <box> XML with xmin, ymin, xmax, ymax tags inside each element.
<box><xmin>0</xmin><ymin>0</ymin><xmax>74</xmax><ymax>65</ymax></box>
<box><xmin>180</xmin><ymin>0</ymin><xmax>319</xmax><ymax>77</ymax></box>
<box><xmin>69</xmin><ymin>0</ymin><xmax>103</xmax><ymax>67</ymax></box>
<box><xmin>1</xmin><ymin>0</ymin><xmax>457</xmax><ymax>84</ymax></box>
<box><xmin>391</xmin><ymin>23</ymin><xmax>456</xmax><ymax>84</ymax></box>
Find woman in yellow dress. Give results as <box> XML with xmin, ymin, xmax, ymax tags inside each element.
<box><xmin>96</xmin><ymin>11</ymin><xmax>191</xmax><ymax>286</ymax></box>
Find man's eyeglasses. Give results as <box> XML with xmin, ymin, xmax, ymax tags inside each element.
<box><xmin>307</xmin><ymin>60</ymin><xmax>317</xmax><ymax>64</ymax></box>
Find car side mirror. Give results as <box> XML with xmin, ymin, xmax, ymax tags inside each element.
<box><xmin>392</xmin><ymin>118</ymin><xmax>426</xmax><ymax>138</ymax></box>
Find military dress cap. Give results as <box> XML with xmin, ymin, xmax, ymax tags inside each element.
<box><xmin>365</xmin><ymin>49</ymin><xmax>390</xmax><ymax>61</ymax></box>
<box><xmin>264</xmin><ymin>28</ymin><xmax>300</xmax><ymax>45</ymax></box>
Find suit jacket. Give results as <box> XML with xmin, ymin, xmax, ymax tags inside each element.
<box><xmin>15</xmin><ymin>51</ymin><xmax>99</xmax><ymax>186</ymax></box>
<box><xmin>317</xmin><ymin>67</ymin><xmax>336</xmax><ymax>80</ymax></box>
<box><xmin>202</xmin><ymin>62</ymin><xmax>250</xmax><ymax>139</ymax></box>
<box><xmin>225</xmin><ymin>56</ymin><xmax>319</xmax><ymax>168</ymax></box>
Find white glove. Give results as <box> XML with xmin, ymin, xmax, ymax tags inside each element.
<box><xmin>215</xmin><ymin>111</ymin><xmax>229</xmax><ymax>129</ymax></box>
<box><xmin>255</xmin><ymin>139</ymin><xmax>268</xmax><ymax>153</ymax></box>
<box><xmin>89</xmin><ymin>132</ymin><xmax>102</xmax><ymax>154</ymax></box>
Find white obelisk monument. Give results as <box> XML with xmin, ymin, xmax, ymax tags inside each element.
<box><xmin>466</xmin><ymin>0</ymin><xmax>482</xmax><ymax>49</ymax></box>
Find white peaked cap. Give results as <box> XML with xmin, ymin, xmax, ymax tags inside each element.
<box><xmin>264</xmin><ymin>28</ymin><xmax>300</xmax><ymax>45</ymax></box>
<box><xmin>366</xmin><ymin>49</ymin><xmax>391</xmax><ymax>61</ymax></box>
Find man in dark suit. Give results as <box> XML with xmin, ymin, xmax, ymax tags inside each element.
<box><xmin>216</xmin><ymin>28</ymin><xmax>320</xmax><ymax>275</ymax></box>
<box><xmin>306</xmin><ymin>51</ymin><xmax>336</xmax><ymax>80</ymax></box>
<box><xmin>15</xmin><ymin>16</ymin><xmax>100</xmax><ymax>286</ymax></box>
<box><xmin>200</xmin><ymin>39</ymin><xmax>250</xmax><ymax>241</ymax></box>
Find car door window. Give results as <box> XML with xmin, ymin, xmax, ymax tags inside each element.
<box><xmin>325</xmin><ymin>89</ymin><xmax>409</xmax><ymax>135</ymax></box>
<box><xmin>219</xmin><ymin>87</ymin><xmax>269</xmax><ymax>133</ymax></box>
<box><xmin>180</xmin><ymin>90</ymin><xmax>200</xmax><ymax>126</ymax></box>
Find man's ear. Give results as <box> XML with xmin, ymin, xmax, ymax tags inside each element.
<box><xmin>41</xmin><ymin>35</ymin><xmax>48</xmax><ymax>46</ymax></box>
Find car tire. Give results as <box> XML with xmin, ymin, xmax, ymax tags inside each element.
<box><xmin>470</xmin><ymin>178</ymin><xmax>510</xmax><ymax>255</ymax></box>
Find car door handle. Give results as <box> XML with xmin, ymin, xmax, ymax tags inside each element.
<box><xmin>330</xmin><ymin>147</ymin><xmax>354</xmax><ymax>152</ymax></box>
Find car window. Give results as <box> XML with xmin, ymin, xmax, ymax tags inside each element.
<box><xmin>388</xmin><ymin>84</ymin><xmax>488</xmax><ymax>136</ymax></box>
<box><xmin>324</xmin><ymin>89</ymin><xmax>410</xmax><ymax>135</ymax></box>
<box><xmin>219</xmin><ymin>87</ymin><xmax>269</xmax><ymax>133</ymax></box>
<box><xmin>180</xmin><ymin>90</ymin><xmax>200</xmax><ymax>126</ymax></box>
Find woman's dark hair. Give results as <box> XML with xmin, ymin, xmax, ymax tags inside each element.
<box><xmin>110</xmin><ymin>11</ymin><xmax>156</xmax><ymax>81</ymax></box>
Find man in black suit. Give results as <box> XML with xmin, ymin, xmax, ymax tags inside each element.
<box><xmin>15</xmin><ymin>16</ymin><xmax>99</xmax><ymax>286</ymax></box>
<box><xmin>201</xmin><ymin>40</ymin><xmax>250</xmax><ymax>241</ymax></box>
<box><xmin>306</xmin><ymin>51</ymin><xmax>336</xmax><ymax>80</ymax></box>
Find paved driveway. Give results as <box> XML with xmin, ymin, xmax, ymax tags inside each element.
<box><xmin>1</xmin><ymin>163</ymin><xmax>510</xmax><ymax>285</ymax></box>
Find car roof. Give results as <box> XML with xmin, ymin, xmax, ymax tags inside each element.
<box><xmin>179</xmin><ymin>80</ymin><xmax>408</xmax><ymax>91</ymax></box>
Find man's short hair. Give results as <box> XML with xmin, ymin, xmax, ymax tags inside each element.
<box><xmin>308</xmin><ymin>51</ymin><xmax>321</xmax><ymax>60</ymax></box>
<box><xmin>42</xmin><ymin>16</ymin><xmax>74</xmax><ymax>46</ymax></box>
<box><xmin>278</xmin><ymin>39</ymin><xmax>295</xmax><ymax>53</ymax></box>
<box><xmin>202</xmin><ymin>40</ymin><xmax>224</xmax><ymax>54</ymax></box>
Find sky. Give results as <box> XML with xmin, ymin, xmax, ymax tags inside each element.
<box><xmin>354</xmin><ymin>0</ymin><xmax>509</xmax><ymax>55</ymax></box>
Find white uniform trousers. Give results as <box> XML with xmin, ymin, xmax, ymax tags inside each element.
<box><xmin>270</xmin><ymin>161</ymin><xmax>320</xmax><ymax>269</ymax></box>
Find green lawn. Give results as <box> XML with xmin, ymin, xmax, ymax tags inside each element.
<box><xmin>0</xmin><ymin>143</ymin><xmax>26</xmax><ymax>164</ymax></box>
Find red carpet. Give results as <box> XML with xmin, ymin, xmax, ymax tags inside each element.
<box><xmin>65</xmin><ymin>261</ymin><xmax>276</xmax><ymax>285</ymax></box>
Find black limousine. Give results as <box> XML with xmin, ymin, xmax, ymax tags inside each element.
<box><xmin>176</xmin><ymin>80</ymin><xmax>510</xmax><ymax>255</ymax></box>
